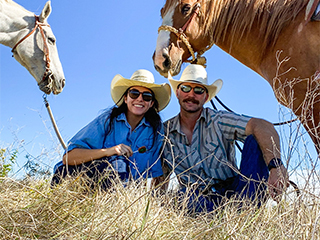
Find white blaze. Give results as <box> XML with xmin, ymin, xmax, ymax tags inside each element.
<box><xmin>154</xmin><ymin>5</ymin><xmax>177</xmax><ymax>70</ymax></box>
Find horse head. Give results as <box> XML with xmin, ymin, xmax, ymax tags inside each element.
<box><xmin>153</xmin><ymin>0</ymin><xmax>210</xmax><ymax>77</ymax></box>
<box><xmin>11</xmin><ymin>1</ymin><xmax>65</xmax><ymax>95</ymax></box>
<box><xmin>154</xmin><ymin>0</ymin><xmax>320</xmax><ymax>152</ymax></box>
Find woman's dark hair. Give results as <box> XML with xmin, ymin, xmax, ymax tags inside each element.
<box><xmin>105</xmin><ymin>88</ymin><xmax>161</xmax><ymax>147</ymax></box>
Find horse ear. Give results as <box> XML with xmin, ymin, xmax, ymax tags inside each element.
<box><xmin>39</xmin><ymin>1</ymin><xmax>52</xmax><ymax>23</ymax></box>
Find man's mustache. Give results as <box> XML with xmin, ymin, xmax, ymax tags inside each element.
<box><xmin>183</xmin><ymin>97</ymin><xmax>199</xmax><ymax>104</ymax></box>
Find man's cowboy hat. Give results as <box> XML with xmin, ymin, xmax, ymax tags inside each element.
<box><xmin>168</xmin><ymin>64</ymin><xmax>223</xmax><ymax>103</ymax></box>
<box><xmin>111</xmin><ymin>69</ymin><xmax>171</xmax><ymax>111</ymax></box>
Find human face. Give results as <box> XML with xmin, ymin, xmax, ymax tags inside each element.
<box><xmin>177</xmin><ymin>82</ymin><xmax>208</xmax><ymax>113</ymax></box>
<box><xmin>124</xmin><ymin>86</ymin><xmax>154</xmax><ymax>117</ymax></box>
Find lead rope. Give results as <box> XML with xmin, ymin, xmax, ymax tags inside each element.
<box><xmin>210</xmin><ymin>97</ymin><xmax>300</xmax><ymax>196</ymax></box>
<box><xmin>43</xmin><ymin>95</ymin><xmax>67</xmax><ymax>150</ymax></box>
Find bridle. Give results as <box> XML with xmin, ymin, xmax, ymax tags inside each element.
<box><xmin>158</xmin><ymin>1</ymin><xmax>214</xmax><ymax>65</ymax></box>
<box><xmin>11</xmin><ymin>15</ymin><xmax>67</xmax><ymax>149</ymax></box>
<box><xmin>11</xmin><ymin>15</ymin><xmax>51</xmax><ymax>84</ymax></box>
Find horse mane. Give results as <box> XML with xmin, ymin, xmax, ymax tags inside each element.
<box><xmin>201</xmin><ymin>0</ymin><xmax>307</xmax><ymax>54</ymax></box>
<box><xmin>162</xmin><ymin>0</ymin><xmax>308</xmax><ymax>57</ymax></box>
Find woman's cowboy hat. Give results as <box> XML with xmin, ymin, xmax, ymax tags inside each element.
<box><xmin>168</xmin><ymin>64</ymin><xmax>223</xmax><ymax>103</ymax></box>
<box><xmin>111</xmin><ymin>69</ymin><xmax>171</xmax><ymax>111</ymax></box>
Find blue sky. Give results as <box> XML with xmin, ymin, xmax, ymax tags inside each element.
<box><xmin>0</xmin><ymin>0</ymin><xmax>316</xmax><ymax>178</ymax></box>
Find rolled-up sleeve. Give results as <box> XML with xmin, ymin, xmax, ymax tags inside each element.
<box><xmin>66</xmin><ymin>112</ymin><xmax>110</xmax><ymax>153</ymax></box>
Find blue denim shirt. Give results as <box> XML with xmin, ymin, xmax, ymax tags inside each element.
<box><xmin>61</xmin><ymin>110</ymin><xmax>164</xmax><ymax>180</ymax></box>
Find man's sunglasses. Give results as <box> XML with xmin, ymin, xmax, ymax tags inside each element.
<box><xmin>179</xmin><ymin>85</ymin><xmax>206</xmax><ymax>95</ymax></box>
<box><xmin>128</xmin><ymin>89</ymin><xmax>153</xmax><ymax>102</ymax></box>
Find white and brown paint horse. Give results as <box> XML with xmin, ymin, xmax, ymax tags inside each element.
<box><xmin>153</xmin><ymin>0</ymin><xmax>320</xmax><ymax>153</ymax></box>
<box><xmin>0</xmin><ymin>0</ymin><xmax>65</xmax><ymax>94</ymax></box>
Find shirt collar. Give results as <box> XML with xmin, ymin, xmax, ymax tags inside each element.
<box><xmin>116</xmin><ymin>112</ymin><xmax>151</xmax><ymax>128</ymax></box>
<box><xmin>168</xmin><ymin>108</ymin><xmax>207</xmax><ymax>134</ymax></box>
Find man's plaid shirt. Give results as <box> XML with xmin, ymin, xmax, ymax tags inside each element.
<box><xmin>162</xmin><ymin>107</ymin><xmax>251</xmax><ymax>189</ymax></box>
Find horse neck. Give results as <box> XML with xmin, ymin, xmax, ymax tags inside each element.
<box><xmin>201</xmin><ymin>0</ymin><xmax>265</xmax><ymax>76</ymax></box>
<box><xmin>214</xmin><ymin>31</ymin><xmax>265</xmax><ymax>77</ymax></box>
<box><xmin>0</xmin><ymin>0</ymin><xmax>34</xmax><ymax>48</ymax></box>
<box><xmin>201</xmin><ymin>0</ymin><xmax>307</xmax><ymax>78</ymax></box>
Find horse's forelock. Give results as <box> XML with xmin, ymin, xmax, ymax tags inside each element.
<box><xmin>162</xmin><ymin>0</ymin><xmax>180</xmax><ymax>17</ymax></box>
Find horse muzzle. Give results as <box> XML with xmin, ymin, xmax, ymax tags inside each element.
<box><xmin>153</xmin><ymin>50</ymin><xmax>182</xmax><ymax>77</ymax></box>
<box><xmin>38</xmin><ymin>70</ymin><xmax>65</xmax><ymax>95</ymax></box>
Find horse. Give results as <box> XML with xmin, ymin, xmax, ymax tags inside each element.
<box><xmin>153</xmin><ymin>0</ymin><xmax>320</xmax><ymax>153</ymax></box>
<box><xmin>0</xmin><ymin>0</ymin><xmax>65</xmax><ymax>95</ymax></box>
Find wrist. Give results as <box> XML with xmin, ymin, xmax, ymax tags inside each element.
<box><xmin>103</xmin><ymin>148</ymin><xmax>113</xmax><ymax>157</ymax></box>
<box><xmin>267</xmin><ymin>158</ymin><xmax>283</xmax><ymax>171</ymax></box>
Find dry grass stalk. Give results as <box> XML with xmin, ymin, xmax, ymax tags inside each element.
<box><xmin>0</xmin><ymin>175</ymin><xmax>318</xmax><ymax>239</ymax></box>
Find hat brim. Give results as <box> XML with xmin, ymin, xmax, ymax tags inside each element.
<box><xmin>168</xmin><ymin>75</ymin><xmax>223</xmax><ymax>103</ymax></box>
<box><xmin>111</xmin><ymin>74</ymin><xmax>171</xmax><ymax>111</ymax></box>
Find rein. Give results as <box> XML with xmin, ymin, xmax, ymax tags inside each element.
<box><xmin>211</xmin><ymin>97</ymin><xmax>298</xmax><ymax>127</ymax></box>
<box><xmin>158</xmin><ymin>1</ymin><xmax>213</xmax><ymax>66</ymax></box>
<box><xmin>43</xmin><ymin>95</ymin><xmax>67</xmax><ymax>150</ymax></box>
<box><xmin>11</xmin><ymin>15</ymin><xmax>51</xmax><ymax>85</ymax></box>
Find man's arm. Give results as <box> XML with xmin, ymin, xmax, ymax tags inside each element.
<box><xmin>245</xmin><ymin>118</ymin><xmax>289</xmax><ymax>202</ymax></box>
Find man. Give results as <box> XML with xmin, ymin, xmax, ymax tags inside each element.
<box><xmin>162</xmin><ymin>64</ymin><xmax>289</xmax><ymax>212</ymax></box>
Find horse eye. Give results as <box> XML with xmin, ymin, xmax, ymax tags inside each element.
<box><xmin>48</xmin><ymin>37</ymin><xmax>56</xmax><ymax>45</ymax></box>
<box><xmin>181</xmin><ymin>4</ymin><xmax>191</xmax><ymax>15</ymax></box>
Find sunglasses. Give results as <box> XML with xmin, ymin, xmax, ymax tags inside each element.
<box><xmin>179</xmin><ymin>84</ymin><xmax>206</xmax><ymax>95</ymax></box>
<box><xmin>128</xmin><ymin>89</ymin><xmax>153</xmax><ymax>102</ymax></box>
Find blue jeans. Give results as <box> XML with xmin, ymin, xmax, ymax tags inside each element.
<box><xmin>179</xmin><ymin>135</ymin><xmax>269</xmax><ymax>213</ymax></box>
<box><xmin>51</xmin><ymin>157</ymin><xmax>129</xmax><ymax>190</ymax></box>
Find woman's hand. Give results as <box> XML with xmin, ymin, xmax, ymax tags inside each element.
<box><xmin>113</xmin><ymin>144</ymin><xmax>133</xmax><ymax>157</ymax></box>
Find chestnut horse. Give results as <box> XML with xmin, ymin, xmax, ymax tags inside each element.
<box><xmin>0</xmin><ymin>0</ymin><xmax>65</xmax><ymax>95</ymax></box>
<box><xmin>153</xmin><ymin>0</ymin><xmax>320</xmax><ymax>153</ymax></box>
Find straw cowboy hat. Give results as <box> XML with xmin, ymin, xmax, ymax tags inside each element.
<box><xmin>111</xmin><ymin>69</ymin><xmax>171</xmax><ymax>111</ymax></box>
<box><xmin>168</xmin><ymin>64</ymin><xmax>223</xmax><ymax>103</ymax></box>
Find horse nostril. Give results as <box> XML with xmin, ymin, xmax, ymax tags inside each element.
<box><xmin>61</xmin><ymin>79</ymin><xmax>65</xmax><ymax>88</ymax></box>
<box><xmin>154</xmin><ymin>65</ymin><xmax>161</xmax><ymax>72</ymax></box>
<box><xmin>163</xmin><ymin>56</ymin><xmax>171</xmax><ymax>70</ymax></box>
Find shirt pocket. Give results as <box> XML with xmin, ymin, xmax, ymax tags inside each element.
<box><xmin>203</xmin><ymin>135</ymin><xmax>219</xmax><ymax>155</ymax></box>
<box><xmin>134</xmin><ymin>136</ymin><xmax>154</xmax><ymax>153</ymax></box>
<box><xmin>171</xmin><ymin>142</ymin><xmax>196</xmax><ymax>171</ymax></box>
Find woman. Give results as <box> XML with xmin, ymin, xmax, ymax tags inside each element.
<box><xmin>51</xmin><ymin>69</ymin><xmax>171</xmax><ymax>189</ymax></box>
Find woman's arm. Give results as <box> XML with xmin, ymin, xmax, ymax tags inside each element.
<box><xmin>63</xmin><ymin>144</ymin><xmax>133</xmax><ymax>166</ymax></box>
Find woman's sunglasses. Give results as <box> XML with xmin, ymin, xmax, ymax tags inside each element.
<box><xmin>179</xmin><ymin>84</ymin><xmax>206</xmax><ymax>95</ymax></box>
<box><xmin>128</xmin><ymin>89</ymin><xmax>153</xmax><ymax>102</ymax></box>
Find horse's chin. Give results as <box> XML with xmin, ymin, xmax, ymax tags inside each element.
<box><xmin>170</xmin><ymin>59</ymin><xmax>182</xmax><ymax>76</ymax></box>
<box><xmin>38</xmin><ymin>71</ymin><xmax>53</xmax><ymax>95</ymax></box>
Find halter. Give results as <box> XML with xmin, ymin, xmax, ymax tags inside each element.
<box><xmin>11</xmin><ymin>15</ymin><xmax>51</xmax><ymax>84</ymax></box>
<box><xmin>158</xmin><ymin>1</ymin><xmax>214</xmax><ymax>65</ymax></box>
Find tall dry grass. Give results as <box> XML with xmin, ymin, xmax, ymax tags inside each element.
<box><xmin>0</xmin><ymin>174</ymin><xmax>319</xmax><ymax>239</ymax></box>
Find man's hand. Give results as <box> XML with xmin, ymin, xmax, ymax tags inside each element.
<box><xmin>268</xmin><ymin>165</ymin><xmax>289</xmax><ymax>202</ymax></box>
